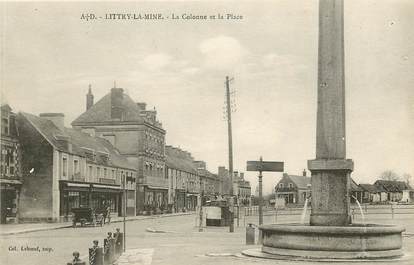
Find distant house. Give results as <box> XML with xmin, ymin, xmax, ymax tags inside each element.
<box><xmin>275</xmin><ymin>171</ymin><xmax>311</xmax><ymax>205</ymax></box>
<box><xmin>374</xmin><ymin>180</ymin><xmax>414</xmax><ymax>203</ymax></box>
<box><xmin>359</xmin><ymin>184</ymin><xmax>386</xmax><ymax>203</ymax></box>
<box><xmin>275</xmin><ymin>171</ymin><xmax>366</xmax><ymax>205</ymax></box>
<box><xmin>350</xmin><ymin>179</ymin><xmax>364</xmax><ymax>204</ymax></box>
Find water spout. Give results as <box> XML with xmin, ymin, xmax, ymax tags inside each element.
<box><xmin>300</xmin><ymin>198</ymin><xmax>309</xmax><ymax>224</ymax></box>
<box><xmin>352</xmin><ymin>195</ymin><xmax>365</xmax><ymax>225</ymax></box>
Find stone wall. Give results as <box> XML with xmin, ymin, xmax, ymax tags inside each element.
<box><xmin>17</xmin><ymin>116</ymin><xmax>54</xmax><ymax>222</ymax></box>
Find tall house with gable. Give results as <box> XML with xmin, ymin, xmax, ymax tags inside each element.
<box><xmin>17</xmin><ymin>112</ymin><xmax>137</xmax><ymax>222</ymax></box>
<box><xmin>1</xmin><ymin>104</ymin><xmax>22</xmax><ymax>223</ymax></box>
<box><xmin>72</xmin><ymin>86</ymin><xmax>166</xmax><ymax>214</ymax></box>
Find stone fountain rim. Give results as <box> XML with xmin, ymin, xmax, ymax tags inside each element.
<box><xmin>259</xmin><ymin>223</ymin><xmax>405</xmax><ymax>235</ymax></box>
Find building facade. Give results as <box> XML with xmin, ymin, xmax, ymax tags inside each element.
<box><xmin>275</xmin><ymin>172</ymin><xmax>311</xmax><ymax>205</ymax></box>
<box><xmin>1</xmin><ymin>105</ymin><xmax>22</xmax><ymax>224</ymax></box>
<box><xmin>72</xmin><ymin>86</ymin><xmax>166</xmax><ymax>214</ymax></box>
<box><xmin>165</xmin><ymin>146</ymin><xmax>201</xmax><ymax>212</ymax></box>
<box><xmin>359</xmin><ymin>184</ymin><xmax>386</xmax><ymax>203</ymax></box>
<box><xmin>236</xmin><ymin>172</ymin><xmax>251</xmax><ymax>206</ymax></box>
<box><xmin>17</xmin><ymin>112</ymin><xmax>136</xmax><ymax>222</ymax></box>
<box><xmin>374</xmin><ymin>180</ymin><xmax>414</xmax><ymax>203</ymax></box>
<box><xmin>194</xmin><ymin>160</ymin><xmax>220</xmax><ymax>197</ymax></box>
<box><xmin>218</xmin><ymin>166</ymin><xmax>231</xmax><ymax>196</ymax></box>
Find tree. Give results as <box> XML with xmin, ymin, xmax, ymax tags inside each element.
<box><xmin>378</xmin><ymin>170</ymin><xmax>400</xmax><ymax>181</ymax></box>
<box><xmin>402</xmin><ymin>173</ymin><xmax>413</xmax><ymax>186</ymax></box>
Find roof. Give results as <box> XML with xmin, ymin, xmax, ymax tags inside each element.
<box><xmin>374</xmin><ymin>180</ymin><xmax>413</xmax><ymax>192</ymax></box>
<box><xmin>359</xmin><ymin>184</ymin><xmax>385</xmax><ymax>193</ymax></box>
<box><xmin>285</xmin><ymin>174</ymin><xmax>311</xmax><ymax>189</ymax></box>
<box><xmin>165</xmin><ymin>146</ymin><xmax>197</xmax><ymax>174</ymax></box>
<box><xmin>19</xmin><ymin>112</ymin><xmax>136</xmax><ymax>170</ymax></box>
<box><xmin>1</xmin><ymin>104</ymin><xmax>12</xmax><ymax>112</ymax></box>
<box><xmin>71</xmin><ymin>91</ymin><xmax>144</xmax><ymax>125</ymax></box>
<box><xmin>350</xmin><ymin>179</ymin><xmax>364</xmax><ymax>191</ymax></box>
<box><xmin>279</xmin><ymin>173</ymin><xmax>362</xmax><ymax>191</ymax></box>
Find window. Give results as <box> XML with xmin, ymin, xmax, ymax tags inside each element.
<box><xmin>73</xmin><ymin>160</ymin><xmax>79</xmax><ymax>175</ymax></box>
<box><xmin>2</xmin><ymin>118</ymin><xmax>9</xmax><ymax>135</ymax></box>
<box><xmin>97</xmin><ymin>167</ymin><xmax>101</xmax><ymax>178</ymax></box>
<box><xmin>9</xmin><ymin>150</ymin><xmax>14</xmax><ymax>164</ymax></box>
<box><xmin>62</xmin><ymin>157</ymin><xmax>68</xmax><ymax>177</ymax></box>
<box><xmin>104</xmin><ymin>168</ymin><xmax>107</xmax><ymax>178</ymax></box>
<box><xmin>88</xmin><ymin>166</ymin><xmax>93</xmax><ymax>178</ymax></box>
<box><xmin>289</xmin><ymin>183</ymin><xmax>293</xmax><ymax>188</ymax></box>
<box><xmin>112</xmin><ymin>170</ymin><xmax>115</xmax><ymax>179</ymax></box>
<box><xmin>279</xmin><ymin>183</ymin><xmax>284</xmax><ymax>188</ymax></box>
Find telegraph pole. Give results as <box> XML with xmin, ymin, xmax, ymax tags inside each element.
<box><xmin>225</xmin><ymin>76</ymin><xmax>235</xmax><ymax>233</ymax></box>
<box><xmin>123</xmin><ymin>174</ymin><xmax>126</xmax><ymax>252</ymax></box>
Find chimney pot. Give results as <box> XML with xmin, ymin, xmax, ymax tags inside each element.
<box><xmin>111</xmin><ymin>88</ymin><xmax>124</xmax><ymax>119</ymax></box>
<box><xmin>86</xmin><ymin>85</ymin><xmax>94</xmax><ymax>110</ymax></box>
<box><xmin>137</xmin><ymin>102</ymin><xmax>147</xmax><ymax>111</ymax></box>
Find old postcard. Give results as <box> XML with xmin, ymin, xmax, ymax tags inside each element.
<box><xmin>1</xmin><ymin>1</ymin><xmax>413</xmax><ymax>265</ymax></box>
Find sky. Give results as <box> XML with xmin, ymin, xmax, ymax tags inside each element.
<box><xmin>1</xmin><ymin>0</ymin><xmax>413</xmax><ymax>194</ymax></box>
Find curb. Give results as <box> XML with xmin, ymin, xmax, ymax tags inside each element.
<box><xmin>0</xmin><ymin>212</ymin><xmax>194</xmax><ymax>236</ymax></box>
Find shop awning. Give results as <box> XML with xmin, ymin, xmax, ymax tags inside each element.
<box><xmin>67</xmin><ymin>182</ymin><xmax>90</xmax><ymax>188</ymax></box>
<box><xmin>0</xmin><ymin>179</ymin><xmax>22</xmax><ymax>185</ymax></box>
<box><xmin>60</xmin><ymin>182</ymin><xmax>91</xmax><ymax>192</ymax></box>
<box><xmin>146</xmin><ymin>185</ymin><xmax>168</xmax><ymax>190</ymax></box>
<box><xmin>92</xmin><ymin>184</ymin><xmax>122</xmax><ymax>193</ymax></box>
<box><xmin>93</xmin><ymin>184</ymin><xmax>121</xmax><ymax>189</ymax></box>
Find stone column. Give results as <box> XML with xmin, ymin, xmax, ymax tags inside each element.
<box><xmin>308</xmin><ymin>0</ymin><xmax>354</xmax><ymax>226</ymax></box>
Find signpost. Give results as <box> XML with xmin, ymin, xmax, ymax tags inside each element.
<box><xmin>246</xmin><ymin>157</ymin><xmax>284</xmax><ymax>227</ymax></box>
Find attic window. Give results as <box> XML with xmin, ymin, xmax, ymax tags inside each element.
<box><xmin>289</xmin><ymin>183</ymin><xmax>293</xmax><ymax>188</ymax></box>
<box><xmin>82</xmin><ymin>147</ymin><xmax>95</xmax><ymax>161</ymax></box>
<box><xmin>279</xmin><ymin>183</ymin><xmax>284</xmax><ymax>188</ymax></box>
<box><xmin>97</xmin><ymin>151</ymin><xmax>110</xmax><ymax>163</ymax></box>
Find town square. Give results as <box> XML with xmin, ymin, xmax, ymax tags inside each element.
<box><xmin>1</xmin><ymin>0</ymin><xmax>413</xmax><ymax>264</ymax></box>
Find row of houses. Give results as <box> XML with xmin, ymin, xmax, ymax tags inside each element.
<box><xmin>274</xmin><ymin>171</ymin><xmax>414</xmax><ymax>206</ymax></box>
<box><xmin>0</xmin><ymin>86</ymin><xmax>251</xmax><ymax>224</ymax></box>
<box><xmin>358</xmin><ymin>180</ymin><xmax>413</xmax><ymax>204</ymax></box>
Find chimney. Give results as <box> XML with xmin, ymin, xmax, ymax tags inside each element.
<box><xmin>39</xmin><ymin>113</ymin><xmax>65</xmax><ymax>131</ymax></box>
<box><xmin>86</xmin><ymin>84</ymin><xmax>94</xmax><ymax>110</ymax></box>
<box><xmin>111</xmin><ymin>87</ymin><xmax>124</xmax><ymax>119</ymax></box>
<box><xmin>137</xmin><ymin>102</ymin><xmax>147</xmax><ymax>111</ymax></box>
<box><xmin>303</xmin><ymin>169</ymin><xmax>307</xmax><ymax>177</ymax></box>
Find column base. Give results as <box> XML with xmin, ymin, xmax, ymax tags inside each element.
<box><xmin>310</xmin><ymin>213</ymin><xmax>351</xmax><ymax>226</ymax></box>
<box><xmin>308</xmin><ymin>159</ymin><xmax>353</xmax><ymax>226</ymax></box>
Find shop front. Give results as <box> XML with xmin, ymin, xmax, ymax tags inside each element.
<box><xmin>59</xmin><ymin>181</ymin><xmax>123</xmax><ymax>220</ymax></box>
<box><xmin>175</xmin><ymin>189</ymin><xmax>186</xmax><ymax>212</ymax></box>
<box><xmin>186</xmin><ymin>192</ymin><xmax>198</xmax><ymax>211</ymax></box>
<box><xmin>0</xmin><ymin>179</ymin><xmax>21</xmax><ymax>224</ymax></box>
<box><xmin>143</xmin><ymin>186</ymin><xmax>168</xmax><ymax>214</ymax></box>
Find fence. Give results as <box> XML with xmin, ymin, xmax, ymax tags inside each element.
<box><xmin>241</xmin><ymin>204</ymin><xmax>414</xmax><ymax>227</ymax></box>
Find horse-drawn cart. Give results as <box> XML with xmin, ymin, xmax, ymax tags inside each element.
<box><xmin>71</xmin><ymin>208</ymin><xmax>104</xmax><ymax>227</ymax></box>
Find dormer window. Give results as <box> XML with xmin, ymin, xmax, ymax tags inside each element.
<box><xmin>289</xmin><ymin>183</ymin><xmax>293</xmax><ymax>188</ymax></box>
<box><xmin>2</xmin><ymin>117</ymin><xmax>9</xmax><ymax>135</ymax></box>
<box><xmin>279</xmin><ymin>183</ymin><xmax>284</xmax><ymax>188</ymax></box>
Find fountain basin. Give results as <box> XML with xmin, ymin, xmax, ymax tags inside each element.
<box><xmin>259</xmin><ymin>223</ymin><xmax>405</xmax><ymax>259</ymax></box>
